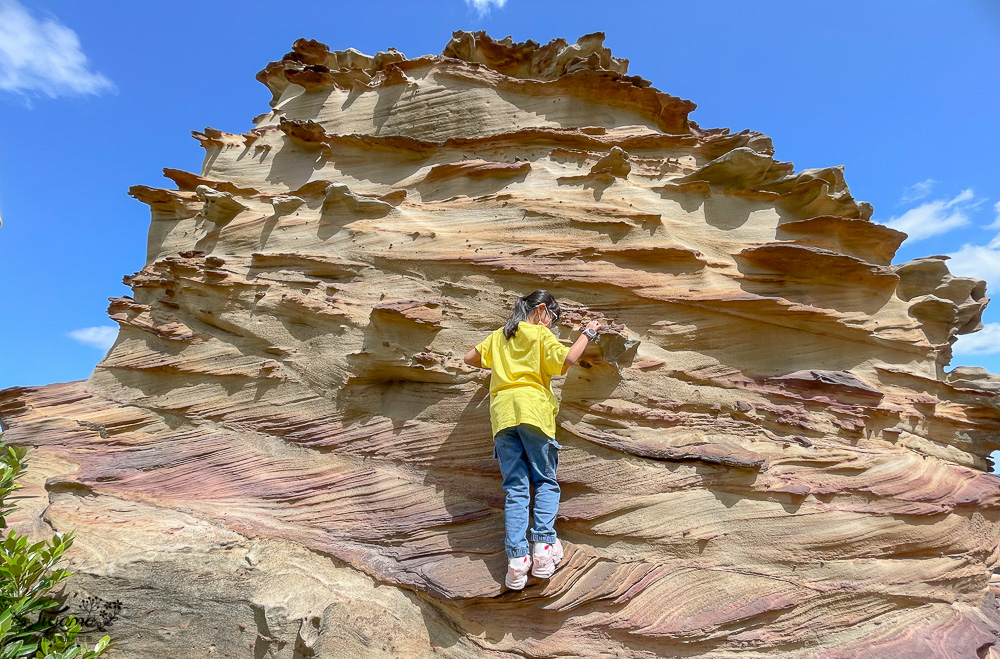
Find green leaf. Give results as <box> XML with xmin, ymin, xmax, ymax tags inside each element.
<box><xmin>0</xmin><ymin>440</ymin><xmax>114</xmax><ymax>659</ymax></box>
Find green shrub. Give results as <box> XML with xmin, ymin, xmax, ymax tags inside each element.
<box><xmin>0</xmin><ymin>437</ymin><xmax>111</xmax><ymax>659</ymax></box>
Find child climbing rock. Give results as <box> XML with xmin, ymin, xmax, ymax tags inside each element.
<box><xmin>464</xmin><ymin>290</ymin><xmax>601</xmax><ymax>590</ymax></box>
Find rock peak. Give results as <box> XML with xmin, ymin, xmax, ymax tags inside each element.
<box><xmin>443</xmin><ymin>30</ymin><xmax>630</xmax><ymax>80</ymax></box>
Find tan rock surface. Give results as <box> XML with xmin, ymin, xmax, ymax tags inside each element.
<box><xmin>3</xmin><ymin>31</ymin><xmax>1000</xmax><ymax>658</ymax></box>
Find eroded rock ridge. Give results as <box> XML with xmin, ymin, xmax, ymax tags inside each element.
<box><xmin>3</xmin><ymin>31</ymin><xmax>1000</xmax><ymax>658</ymax></box>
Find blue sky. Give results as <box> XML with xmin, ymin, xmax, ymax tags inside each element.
<box><xmin>1</xmin><ymin>0</ymin><xmax>999</xmax><ymax>390</ymax></box>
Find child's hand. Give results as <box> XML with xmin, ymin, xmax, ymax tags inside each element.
<box><xmin>584</xmin><ymin>320</ymin><xmax>601</xmax><ymax>332</ymax></box>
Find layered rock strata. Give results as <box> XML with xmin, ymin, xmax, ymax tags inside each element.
<box><xmin>3</xmin><ymin>31</ymin><xmax>1000</xmax><ymax>658</ymax></box>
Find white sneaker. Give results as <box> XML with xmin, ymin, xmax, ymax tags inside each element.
<box><xmin>531</xmin><ymin>539</ymin><xmax>564</xmax><ymax>578</ymax></box>
<box><xmin>505</xmin><ymin>554</ymin><xmax>532</xmax><ymax>590</ymax></box>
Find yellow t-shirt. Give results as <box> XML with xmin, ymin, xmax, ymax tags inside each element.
<box><xmin>475</xmin><ymin>322</ymin><xmax>571</xmax><ymax>439</ymax></box>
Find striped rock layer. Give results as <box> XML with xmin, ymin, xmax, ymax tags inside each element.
<box><xmin>3</xmin><ymin>31</ymin><xmax>1000</xmax><ymax>659</ymax></box>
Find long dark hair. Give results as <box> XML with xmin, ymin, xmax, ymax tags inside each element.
<box><xmin>503</xmin><ymin>290</ymin><xmax>560</xmax><ymax>339</ymax></box>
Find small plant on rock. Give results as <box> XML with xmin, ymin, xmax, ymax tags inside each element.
<box><xmin>0</xmin><ymin>436</ymin><xmax>111</xmax><ymax>659</ymax></box>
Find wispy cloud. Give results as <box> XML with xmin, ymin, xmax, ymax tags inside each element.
<box><xmin>465</xmin><ymin>0</ymin><xmax>507</xmax><ymax>16</ymax></box>
<box><xmin>900</xmin><ymin>178</ymin><xmax>938</xmax><ymax>204</ymax></box>
<box><xmin>68</xmin><ymin>326</ymin><xmax>117</xmax><ymax>351</ymax></box>
<box><xmin>953</xmin><ymin>323</ymin><xmax>1000</xmax><ymax>356</ymax></box>
<box><xmin>944</xmin><ymin>196</ymin><xmax>1000</xmax><ymax>288</ymax></box>
<box><xmin>882</xmin><ymin>188</ymin><xmax>977</xmax><ymax>242</ymax></box>
<box><xmin>0</xmin><ymin>0</ymin><xmax>114</xmax><ymax>99</ymax></box>
<box><xmin>947</xmin><ymin>242</ymin><xmax>1000</xmax><ymax>286</ymax></box>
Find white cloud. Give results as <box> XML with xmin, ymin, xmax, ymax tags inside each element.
<box><xmin>68</xmin><ymin>326</ymin><xmax>117</xmax><ymax>351</ymax></box>
<box><xmin>949</xmin><ymin>188</ymin><xmax>975</xmax><ymax>205</ymax></box>
<box><xmin>882</xmin><ymin>188</ymin><xmax>977</xmax><ymax>242</ymax></box>
<box><xmin>900</xmin><ymin>178</ymin><xmax>937</xmax><ymax>204</ymax></box>
<box><xmin>946</xmin><ymin>243</ymin><xmax>1000</xmax><ymax>286</ymax></box>
<box><xmin>0</xmin><ymin>0</ymin><xmax>114</xmax><ymax>99</ymax></box>
<box><xmin>466</xmin><ymin>0</ymin><xmax>507</xmax><ymax>16</ymax></box>
<box><xmin>945</xmin><ymin>196</ymin><xmax>1000</xmax><ymax>286</ymax></box>
<box><xmin>953</xmin><ymin>323</ymin><xmax>1000</xmax><ymax>356</ymax></box>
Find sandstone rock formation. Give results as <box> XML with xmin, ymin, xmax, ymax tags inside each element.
<box><xmin>3</xmin><ymin>31</ymin><xmax>1000</xmax><ymax>658</ymax></box>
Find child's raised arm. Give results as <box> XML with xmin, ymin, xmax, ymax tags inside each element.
<box><xmin>464</xmin><ymin>347</ymin><xmax>484</xmax><ymax>368</ymax></box>
<box><xmin>560</xmin><ymin>321</ymin><xmax>601</xmax><ymax>375</ymax></box>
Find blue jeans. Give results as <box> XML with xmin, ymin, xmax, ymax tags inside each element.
<box><xmin>493</xmin><ymin>423</ymin><xmax>562</xmax><ymax>558</ymax></box>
